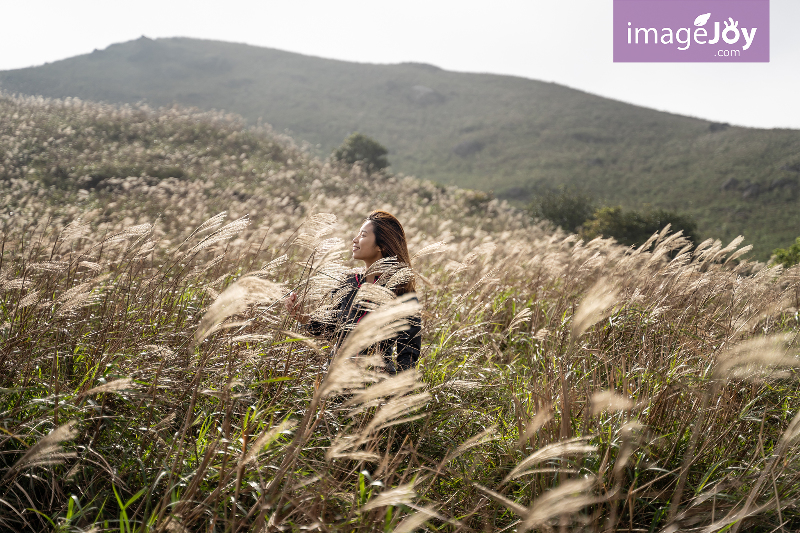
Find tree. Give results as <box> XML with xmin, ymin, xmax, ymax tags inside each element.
<box><xmin>580</xmin><ymin>206</ymin><xmax>699</xmax><ymax>248</ymax></box>
<box><xmin>332</xmin><ymin>133</ymin><xmax>389</xmax><ymax>174</ymax></box>
<box><xmin>773</xmin><ymin>237</ymin><xmax>800</xmax><ymax>268</ymax></box>
<box><xmin>528</xmin><ymin>187</ymin><xmax>596</xmax><ymax>233</ymax></box>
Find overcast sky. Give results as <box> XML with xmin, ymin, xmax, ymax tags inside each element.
<box><xmin>2</xmin><ymin>0</ymin><xmax>797</xmax><ymax>129</ymax></box>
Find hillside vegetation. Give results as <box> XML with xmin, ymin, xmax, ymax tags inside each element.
<box><xmin>2</xmin><ymin>37</ymin><xmax>800</xmax><ymax>258</ymax></box>
<box><xmin>2</xmin><ymin>95</ymin><xmax>800</xmax><ymax>531</ymax></box>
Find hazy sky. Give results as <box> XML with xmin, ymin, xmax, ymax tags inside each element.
<box><xmin>2</xmin><ymin>0</ymin><xmax>797</xmax><ymax>129</ymax></box>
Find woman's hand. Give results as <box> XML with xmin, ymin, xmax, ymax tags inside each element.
<box><xmin>285</xmin><ymin>292</ymin><xmax>308</xmax><ymax>324</ymax></box>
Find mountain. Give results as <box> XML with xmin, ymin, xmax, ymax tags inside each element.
<box><xmin>2</xmin><ymin>36</ymin><xmax>799</xmax><ymax>258</ymax></box>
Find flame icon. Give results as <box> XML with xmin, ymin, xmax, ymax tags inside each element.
<box><xmin>694</xmin><ymin>13</ymin><xmax>711</xmax><ymax>26</ymax></box>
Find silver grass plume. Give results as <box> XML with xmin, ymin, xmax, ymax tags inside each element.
<box><xmin>144</xmin><ymin>344</ymin><xmax>174</xmax><ymax>359</ymax></box>
<box><xmin>392</xmin><ymin>507</ymin><xmax>440</xmax><ymax>533</ymax></box>
<box><xmin>203</xmin><ymin>286</ymin><xmax>220</xmax><ymax>301</ymax></box>
<box><xmin>414</xmin><ymin>270</ymin><xmax>437</xmax><ymax>289</ymax></box>
<box><xmin>725</xmin><ymin>244</ymin><xmax>753</xmax><ymax>265</ymax></box>
<box><xmin>708</xmin><ymin>235</ymin><xmax>746</xmax><ymax>264</ymax></box>
<box><xmin>229</xmin><ymin>333</ymin><xmax>275</xmax><ymax>344</ymax></box>
<box><xmin>693</xmin><ymin>237</ymin><xmax>716</xmax><ymax>257</ymax></box>
<box><xmin>193</xmin><ymin>254</ymin><xmax>225</xmax><ymax>275</ymax></box>
<box><xmin>3</xmin><ymin>421</ymin><xmax>78</xmax><ymax>481</ymax></box>
<box><xmin>56</xmin><ymin>277</ymin><xmax>106</xmax><ymax>316</ymax></box>
<box><xmin>342</xmin><ymin>370</ymin><xmax>423</xmax><ymax>412</ymax></box>
<box><xmin>506</xmin><ymin>307</ymin><xmax>532</xmax><ymax>334</ymax></box>
<box><xmin>18</xmin><ymin>290</ymin><xmax>40</xmax><ymax>308</ymax></box>
<box><xmin>149</xmin><ymin>412</ymin><xmax>177</xmax><ymax>433</ymax></box>
<box><xmin>78</xmin><ymin>261</ymin><xmax>102</xmax><ymax>272</ymax></box>
<box><xmin>315</xmin><ymin>237</ymin><xmax>344</xmax><ymax>255</ymax></box>
<box><xmin>193</xmin><ymin>275</ymin><xmax>283</xmax><ymax>348</ymax></box>
<box><xmin>633</xmin><ymin>231</ymin><xmax>661</xmax><ymax>255</ymax></box>
<box><xmin>194</xmin><ymin>211</ymin><xmax>227</xmax><ymax>234</ymax></box>
<box><xmin>186</xmin><ymin>216</ymin><xmax>250</xmax><ymax>255</ymax></box>
<box><xmin>318</xmin><ymin>352</ymin><xmax>386</xmax><ymax>402</ymax></box>
<box><xmin>591</xmin><ymin>390</ymin><xmax>634</xmax><ymax>415</ymax></box>
<box><xmin>78</xmin><ymin>378</ymin><xmax>135</xmax><ymax>400</ymax></box>
<box><xmin>29</xmin><ymin>261</ymin><xmax>69</xmax><ymax>272</ymax></box>
<box><xmin>612</xmin><ymin>421</ymin><xmax>643</xmax><ymax>477</ymax></box>
<box><xmin>655</xmin><ymin>222</ymin><xmax>673</xmax><ymax>242</ymax></box>
<box><xmin>455</xmin><ymin>265</ymin><xmax>500</xmax><ymax>304</ymax></box>
<box><xmin>258</xmin><ymin>254</ymin><xmax>288</xmax><ymax>274</ymax></box>
<box><xmin>60</xmin><ymin>218</ymin><xmax>89</xmax><ymax>242</ymax></box>
<box><xmin>385</xmin><ymin>267</ymin><xmax>415</xmax><ymax>292</ymax></box>
<box><xmin>325</xmin><ymin>435</ymin><xmax>380</xmax><ymax>462</ymax></box>
<box><xmin>365</xmin><ymin>256</ymin><xmax>400</xmax><ymax>278</ymax></box>
<box><xmin>411</xmin><ymin>240</ymin><xmax>448</xmax><ymax>260</ymax></box>
<box><xmin>106</xmin><ymin>223</ymin><xmax>152</xmax><ymax>244</ymax></box>
<box><xmin>302</xmin><ymin>212</ymin><xmax>337</xmax><ymax>234</ymax></box>
<box><xmin>361</xmin><ymin>482</ymin><xmax>416</xmax><ymax>511</ymax></box>
<box><xmin>135</xmin><ymin>239</ymin><xmax>155</xmax><ymax>257</ymax></box>
<box><xmin>646</xmin><ymin>231</ymin><xmax>688</xmax><ymax>266</ymax></box>
<box><xmin>712</xmin><ymin>333</ymin><xmax>799</xmax><ymax>382</ymax></box>
<box><xmin>518</xmin><ymin>408</ymin><xmax>553</xmax><ymax>447</ymax></box>
<box><xmin>479</xmin><ymin>478</ymin><xmax>599</xmax><ymax>532</ymax></box>
<box><xmin>442</xmin><ymin>380</ymin><xmax>482</xmax><ymax>390</ymax></box>
<box><xmin>443</xmin><ymin>426</ymin><xmax>498</xmax><ymax>464</ymax></box>
<box><xmin>503</xmin><ymin>437</ymin><xmax>597</xmax><ymax>482</ymax></box>
<box><xmin>578</xmin><ymin>251</ymin><xmax>604</xmax><ymax>273</ymax></box>
<box><xmin>694</xmin><ymin>238</ymin><xmax>724</xmax><ymax>264</ymax></box>
<box><xmin>445</xmin><ymin>259</ymin><xmax>468</xmax><ymax>276</ymax></box>
<box><xmin>172</xmin><ymin>211</ymin><xmax>227</xmax><ymax>254</ymax></box>
<box><xmin>305</xmin><ymin>279</ymin><xmax>351</xmax><ymax>326</ymax></box>
<box><xmin>291</xmin><ymin>213</ymin><xmax>337</xmax><ymax>250</ymax></box>
<box><xmin>353</xmin><ymin>283</ymin><xmax>397</xmax><ymax>309</ymax></box>
<box><xmin>2</xmin><ymin>278</ymin><xmax>33</xmax><ymax>290</ymax></box>
<box><xmin>308</xmin><ymin>262</ymin><xmax>351</xmax><ymax>293</ymax></box>
<box><xmin>363</xmin><ymin>391</ymin><xmax>430</xmax><ymax>434</ymax></box>
<box><xmin>461</xmin><ymin>242</ymin><xmax>496</xmax><ymax>266</ymax></box>
<box><xmin>521</xmin><ymin>477</ymin><xmax>598</xmax><ymax>531</ymax></box>
<box><xmin>241</xmin><ymin>419</ymin><xmax>297</xmax><ymax>464</ymax></box>
<box><xmin>474</xmin><ymin>484</ymin><xmax>528</xmax><ymax>517</ymax></box>
<box><xmin>572</xmin><ymin>277</ymin><xmax>618</xmax><ymax>339</ymax></box>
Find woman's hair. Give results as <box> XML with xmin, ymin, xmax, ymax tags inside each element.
<box><xmin>367</xmin><ymin>210</ymin><xmax>416</xmax><ymax>295</ymax></box>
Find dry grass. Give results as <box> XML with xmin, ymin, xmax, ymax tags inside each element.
<box><xmin>2</xmin><ymin>94</ymin><xmax>800</xmax><ymax>531</ymax></box>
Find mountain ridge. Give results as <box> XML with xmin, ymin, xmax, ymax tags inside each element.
<box><xmin>2</xmin><ymin>36</ymin><xmax>799</xmax><ymax>258</ymax></box>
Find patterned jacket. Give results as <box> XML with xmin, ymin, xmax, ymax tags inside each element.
<box><xmin>304</xmin><ymin>272</ymin><xmax>422</xmax><ymax>374</ymax></box>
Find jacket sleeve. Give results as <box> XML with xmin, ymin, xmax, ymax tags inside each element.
<box><xmin>303</xmin><ymin>316</ymin><xmax>335</xmax><ymax>338</ymax></box>
<box><xmin>302</xmin><ymin>274</ymin><xmax>359</xmax><ymax>339</ymax></box>
<box><xmin>394</xmin><ymin>313</ymin><xmax>422</xmax><ymax>372</ymax></box>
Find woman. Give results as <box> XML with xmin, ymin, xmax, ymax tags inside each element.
<box><xmin>285</xmin><ymin>211</ymin><xmax>422</xmax><ymax>374</ymax></box>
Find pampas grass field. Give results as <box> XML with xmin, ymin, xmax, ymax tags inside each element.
<box><xmin>2</xmin><ymin>94</ymin><xmax>800</xmax><ymax>532</ymax></box>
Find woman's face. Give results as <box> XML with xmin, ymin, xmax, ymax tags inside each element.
<box><xmin>352</xmin><ymin>220</ymin><xmax>382</xmax><ymax>264</ymax></box>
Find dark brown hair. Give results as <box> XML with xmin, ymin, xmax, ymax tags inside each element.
<box><xmin>367</xmin><ymin>210</ymin><xmax>416</xmax><ymax>295</ymax></box>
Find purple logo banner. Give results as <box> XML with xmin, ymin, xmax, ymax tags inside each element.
<box><xmin>614</xmin><ymin>0</ymin><xmax>770</xmax><ymax>62</ymax></box>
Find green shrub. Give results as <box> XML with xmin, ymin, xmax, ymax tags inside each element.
<box><xmin>527</xmin><ymin>187</ymin><xmax>596</xmax><ymax>233</ymax></box>
<box><xmin>581</xmin><ymin>206</ymin><xmax>699</xmax><ymax>247</ymax></box>
<box><xmin>332</xmin><ymin>132</ymin><xmax>389</xmax><ymax>174</ymax></box>
<box><xmin>773</xmin><ymin>237</ymin><xmax>800</xmax><ymax>268</ymax></box>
